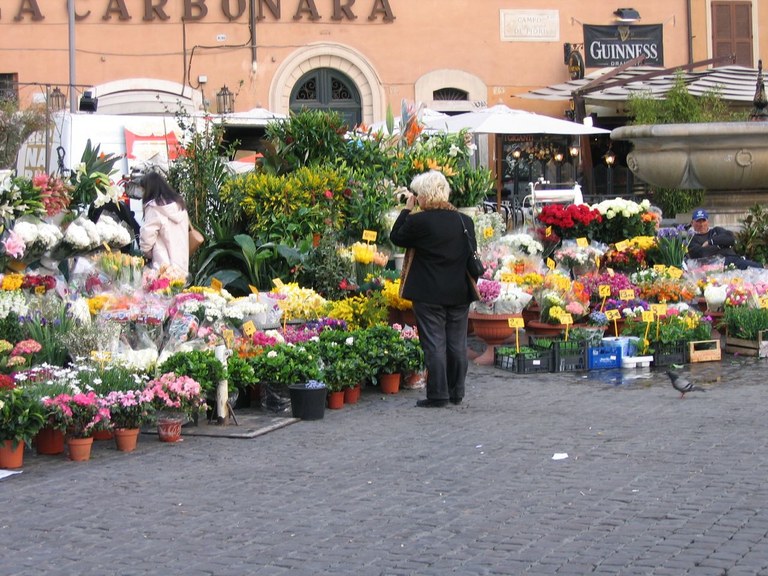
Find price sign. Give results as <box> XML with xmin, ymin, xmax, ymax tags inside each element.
<box><xmin>653</xmin><ymin>264</ymin><xmax>666</xmax><ymax>272</ymax></box>
<box><xmin>595</xmin><ymin>256</ymin><xmax>600</xmax><ymax>269</ymax></box>
<box><xmin>598</xmin><ymin>285</ymin><xmax>611</xmax><ymax>297</ymax></box>
<box><xmin>760</xmin><ymin>297</ymin><xmax>768</xmax><ymax>309</ymax></box>
<box><xmin>242</xmin><ymin>321</ymin><xmax>256</xmax><ymax>337</ymax></box>
<box><xmin>576</xmin><ymin>237</ymin><xmax>588</xmax><ymax>247</ymax></box>
<box><xmin>249</xmin><ymin>285</ymin><xmax>259</xmax><ymax>295</ymax></box>
<box><xmin>222</xmin><ymin>329</ymin><xmax>235</xmax><ymax>347</ymax></box>
<box><xmin>619</xmin><ymin>289</ymin><xmax>636</xmax><ymax>300</ymax></box>
<box><xmin>650</xmin><ymin>303</ymin><xmax>668</xmax><ymax>316</ymax></box>
<box><xmin>211</xmin><ymin>278</ymin><xmax>223</xmax><ymax>292</ymax></box>
<box><xmin>546</xmin><ymin>258</ymin><xmax>556</xmax><ymax>270</ymax></box>
<box><xmin>545</xmin><ymin>226</ymin><xmax>552</xmax><ymax>237</ymax></box>
<box><xmin>605</xmin><ymin>309</ymin><xmax>621</xmax><ymax>321</ymax></box>
<box><xmin>668</xmin><ymin>266</ymin><xmax>683</xmax><ymax>279</ymax></box>
<box><xmin>642</xmin><ymin>311</ymin><xmax>656</xmax><ymax>323</ymax></box>
<box><xmin>615</xmin><ymin>240</ymin><xmax>629</xmax><ymax>252</ymax></box>
<box><xmin>362</xmin><ymin>229</ymin><xmax>378</xmax><ymax>242</ymax></box>
<box><xmin>507</xmin><ymin>317</ymin><xmax>525</xmax><ymax>328</ymax></box>
<box><xmin>34</xmin><ymin>285</ymin><xmax>46</xmax><ymax>295</ymax></box>
<box><xmin>559</xmin><ymin>313</ymin><xmax>574</xmax><ymax>325</ymax></box>
<box><xmin>272</xmin><ymin>278</ymin><xmax>284</xmax><ymax>288</ymax></box>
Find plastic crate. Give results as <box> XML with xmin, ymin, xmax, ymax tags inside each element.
<box><xmin>529</xmin><ymin>336</ymin><xmax>587</xmax><ymax>372</ymax></box>
<box><xmin>652</xmin><ymin>340</ymin><xmax>689</xmax><ymax>367</ymax></box>
<box><xmin>494</xmin><ymin>349</ymin><xmax>554</xmax><ymax>374</ymax></box>
<box><xmin>587</xmin><ymin>345</ymin><xmax>623</xmax><ymax>370</ymax></box>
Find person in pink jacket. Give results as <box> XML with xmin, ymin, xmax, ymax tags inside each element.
<box><xmin>139</xmin><ymin>172</ymin><xmax>190</xmax><ymax>277</ymax></box>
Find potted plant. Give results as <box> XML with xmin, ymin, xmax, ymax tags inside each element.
<box><xmin>0</xmin><ymin>386</ymin><xmax>47</xmax><ymax>468</ymax></box>
<box><xmin>316</xmin><ymin>330</ymin><xmax>369</xmax><ymax>405</ymax></box>
<box><xmin>247</xmin><ymin>342</ymin><xmax>321</xmax><ymax>413</ymax></box>
<box><xmin>43</xmin><ymin>391</ymin><xmax>111</xmax><ymax>461</ymax></box>
<box><xmin>101</xmin><ymin>389</ymin><xmax>156</xmax><ymax>452</ymax></box>
<box><xmin>145</xmin><ymin>372</ymin><xmax>207</xmax><ymax>442</ymax></box>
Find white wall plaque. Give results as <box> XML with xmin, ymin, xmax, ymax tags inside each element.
<box><xmin>500</xmin><ymin>10</ymin><xmax>559</xmax><ymax>42</ymax></box>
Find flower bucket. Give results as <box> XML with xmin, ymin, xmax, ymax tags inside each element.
<box><xmin>289</xmin><ymin>384</ymin><xmax>327</xmax><ymax>420</ymax></box>
<box><xmin>0</xmin><ymin>440</ymin><xmax>25</xmax><ymax>469</ymax></box>
<box><xmin>67</xmin><ymin>436</ymin><xmax>94</xmax><ymax>462</ymax></box>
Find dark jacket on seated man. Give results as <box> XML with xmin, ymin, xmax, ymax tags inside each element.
<box><xmin>687</xmin><ymin>208</ymin><xmax>762</xmax><ymax>270</ymax></box>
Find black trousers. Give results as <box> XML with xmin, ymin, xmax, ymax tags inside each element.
<box><xmin>412</xmin><ymin>301</ymin><xmax>470</xmax><ymax>401</ymax></box>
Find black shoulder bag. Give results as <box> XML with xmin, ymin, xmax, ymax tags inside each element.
<box><xmin>459</xmin><ymin>213</ymin><xmax>485</xmax><ymax>278</ymax></box>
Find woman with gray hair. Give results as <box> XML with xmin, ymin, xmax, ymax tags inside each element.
<box><xmin>389</xmin><ymin>170</ymin><xmax>480</xmax><ymax>408</ymax></box>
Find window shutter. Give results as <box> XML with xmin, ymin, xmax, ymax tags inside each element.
<box><xmin>711</xmin><ymin>2</ymin><xmax>753</xmax><ymax>67</ymax></box>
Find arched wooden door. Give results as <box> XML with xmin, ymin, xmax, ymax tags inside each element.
<box><xmin>289</xmin><ymin>68</ymin><xmax>362</xmax><ymax>127</ymax></box>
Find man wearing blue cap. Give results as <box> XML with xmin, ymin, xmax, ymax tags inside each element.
<box><xmin>687</xmin><ymin>208</ymin><xmax>762</xmax><ymax>269</ymax></box>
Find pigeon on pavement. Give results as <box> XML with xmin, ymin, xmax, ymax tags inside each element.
<box><xmin>665</xmin><ymin>370</ymin><xmax>705</xmax><ymax>399</ymax></box>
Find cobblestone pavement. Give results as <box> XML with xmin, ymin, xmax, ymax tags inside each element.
<box><xmin>3</xmin><ymin>356</ymin><xmax>768</xmax><ymax>576</ymax></box>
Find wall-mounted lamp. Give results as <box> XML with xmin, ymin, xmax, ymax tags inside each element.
<box><xmin>79</xmin><ymin>90</ymin><xmax>98</xmax><ymax>113</ymax></box>
<box><xmin>604</xmin><ymin>149</ymin><xmax>616</xmax><ymax>166</ymax></box>
<box><xmin>553</xmin><ymin>151</ymin><xmax>564</xmax><ymax>163</ymax></box>
<box><xmin>613</xmin><ymin>8</ymin><xmax>640</xmax><ymax>23</ymax></box>
<box><xmin>216</xmin><ymin>85</ymin><xmax>234</xmax><ymax>114</ymax></box>
<box><xmin>569</xmin><ymin>144</ymin><xmax>580</xmax><ymax>158</ymax></box>
<box><xmin>49</xmin><ymin>87</ymin><xmax>66</xmax><ymax>111</ymax></box>
<box><xmin>512</xmin><ymin>147</ymin><xmax>522</xmax><ymax>160</ymax></box>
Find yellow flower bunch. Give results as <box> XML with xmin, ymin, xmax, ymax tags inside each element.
<box><xmin>87</xmin><ymin>294</ymin><xmax>110</xmax><ymax>315</ymax></box>
<box><xmin>542</xmin><ymin>271</ymin><xmax>572</xmax><ymax>293</ymax></box>
<box><xmin>271</xmin><ymin>282</ymin><xmax>327</xmax><ymax>320</ymax></box>
<box><xmin>381</xmin><ymin>278</ymin><xmax>413</xmax><ymax>310</ymax></box>
<box><xmin>1</xmin><ymin>273</ymin><xmax>24</xmax><ymax>291</ymax></box>
<box><xmin>323</xmin><ymin>292</ymin><xmax>387</xmax><ymax>330</ymax></box>
<box><xmin>349</xmin><ymin>242</ymin><xmax>389</xmax><ymax>266</ymax></box>
<box><xmin>628</xmin><ymin>236</ymin><xmax>656</xmax><ymax>251</ymax></box>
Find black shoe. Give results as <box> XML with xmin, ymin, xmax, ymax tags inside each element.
<box><xmin>416</xmin><ymin>398</ymin><xmax>448</xmax><ymax>408</ymax></box>
<box><xmin>449</xmin><ymin>397</ymin><xmax>463</xmax><ymax>405</ymax></box>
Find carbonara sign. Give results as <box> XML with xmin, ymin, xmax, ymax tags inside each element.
<box><xmin>583</xmin><ymin>24</ymin><xmax>663</xmax><ymax>67</ymax></box>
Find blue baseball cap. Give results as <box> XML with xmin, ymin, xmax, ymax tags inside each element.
<box><xmin>692</xmin><ymin>208</ymin><xmax>709</xmax><ymax>221</ymax></box>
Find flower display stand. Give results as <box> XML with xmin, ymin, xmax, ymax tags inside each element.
<box><xmin>688</xmin><ymin>340</ymin><xmax>722</xmax><ymax>363</ymax></box>
<box><xmin>469</xmin><ymin>312</ymin><xmax>523</xmax><ymax>366</ymax></box>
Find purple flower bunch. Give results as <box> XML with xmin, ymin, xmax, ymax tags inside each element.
<box><xmin>477</xmin><ymin>279</ymin><xmax>501</xmax><ymax>304</ymax></box>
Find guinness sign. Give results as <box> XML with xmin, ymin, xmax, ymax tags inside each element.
<box><xmin>583</xmin><ymin>24</ymin><xmax>663</xmax><ymax>67</ymax></box>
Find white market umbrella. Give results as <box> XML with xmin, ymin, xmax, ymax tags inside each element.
<box><xmin>442</xmin><ymin>104</ymin><xmax>609</xmax><ymax>135</ymax></box>
<box><xmin>369</xmin><ymin>107</ymin><xmax>450</xmax><ymax>134</ymax></box>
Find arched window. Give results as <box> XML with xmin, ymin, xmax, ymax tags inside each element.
<box><xmin>290</xmin><ymin>68</ymin><xmax>361</xmax><ymax>127</ymax></box>
<box><xmin>433</xmin><ymin>87</ymin><xmax>469</xmax><ymax>101</ymax></box>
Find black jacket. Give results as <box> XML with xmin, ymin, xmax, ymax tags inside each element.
<box><xmin>390</xmin><ymin>208</ymin><xmax>478</xmax><ymax>306</ymax></box>
<box><xmin>687</xmin><ymin>227</ymin><xmax>737</xmax><ymax>259</ymax></box>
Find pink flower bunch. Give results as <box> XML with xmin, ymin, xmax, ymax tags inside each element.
<box><xmin>580</xmin><ymin>271</ymin><xmax>638</xmax><ymax>302</ymax></box>
<box><xmin>33</xmin><ymin>174</ymin><xmax>71</xmax><ymax>217</ymax></box>
<box><xmin>477</xmin><ymin>279</ymin><xmax>501</xmax><ymax>304</ymax></box>
<box><xmin>44</xmin><ymin>391</ymin><xmax>111</xmax><ymax>438</ymax></box>
<box><xmin>392</xmin><ymin>323</ymin><xmax>419</xmax><ymax>340</ymax></box>
<box><xmin>102</xmin><ymin>389</ymin><xmax>155</xmax><ymax>429</ymax></box>
<box><xmin>11</xmin><ymin>339</ymin><xmax>42</xmax><ymax>356</ymax></box>
<box><xmin>146</xmin><ymin>372</ymin><xmax>206</xmax><ymax>415</ymax></box>
<box><xmin>725</xmin><ymin>284</ymin><xmax>753</xmax><ymax>307</ymax></box>
<box><xmin>252</xmin><ymin>331</ymin><xmax>280</xmax><ymax>347</ymax></box>
<box><xmin>2</xmin><ymin>230</ymin><xmax>25</xmax><ymax>259</ymax></box>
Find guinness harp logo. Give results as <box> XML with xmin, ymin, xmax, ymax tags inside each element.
<box><xmin>618</xmin><ymin>26</ymin><xmax>631</xmax><ymax>42</ymax></box>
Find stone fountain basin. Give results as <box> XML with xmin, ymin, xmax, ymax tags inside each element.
<box><xmin>611</xmin><ymin>122</ymin><xmax>768</xmax><ymax>190</ymax></box>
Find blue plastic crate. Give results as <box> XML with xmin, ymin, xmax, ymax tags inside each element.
<box><xmin>587</xmin><ymin>345</ymin><xmax>623</xmax><ymax>370</ymax></box>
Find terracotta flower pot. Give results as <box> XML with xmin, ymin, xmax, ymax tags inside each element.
<box><xmin>379</xmin><ymin>372</ymin><xmax>401</xmax><ymax>394</ymax></box>
<box><xmin>157</xmin><ymin>416</ymin><xmax>184</xmax><ymax>443</ymax></box>
<box><xmin>343</xmin><ymin>384</ymin><xmax>361</xmax><ymax>405</ymax></box>
<box><xmin>469</xmin><ymin>312</ymin><xmax>523</xmax><ymax>365</ymax></box>
<box><xmin>327</xmin><ymin>390</ymin><xmax>345</xmax><ymax>410</ymax></box>
<box><xmin>0</xmin><ymin>440</ymin><xmax>25</xmax><ymax>469</ymax></box>
<box><xmin>114</xmin><ymin>428</ymin><xmax>140</xmax><ymax>452</ymax></box>
<box><xmin>35</xmin><ymin>426</ymin><xmax>65</xmax><ymax>455</ymax></box>
<box><xmin>67</xmin><ymin>436</ymin><xmax>94</xmax><ymax>462</ymax></box>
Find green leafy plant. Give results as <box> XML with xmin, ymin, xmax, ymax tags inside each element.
<box><xmin>298</xmin><ymin>228</ymin><xmax>355</xmax><ymax>300</ymax></box>
<box><xmin>721</xmin><ymin>306</ymin><xmax>768</xmax><ymax>340</ymax></box>
<box><xmin>69</xmin><ymin>139</ymin><xmax>122</xmax><ymax>210</ymax></box>
<box><xmin>247</xmin><ymin>343</ymin><xmax>321</xmax><ymax>388</ymax></box>
<box><xmin>0</xmin><ymin>386</ymin><xmax>47</xmax><ymax>448</ymax></box>
<box><xmin>159</xmin><ymin>350</ymin><xmax>227</xmax><ymax>397</ymax></box>
<box><xmin>735</xmin><ymin>204</ymin><xmax>768</xmax><ymax>266</ymax></box>
<box><xmin>0</xmin><ymin>98</ymin><xmax>47</xmax><ymax>170</ymax></box>
<box><xmin>448</xmin><ymin>166</ymin><xmax>495</xmax><ymax>208</ymax></box>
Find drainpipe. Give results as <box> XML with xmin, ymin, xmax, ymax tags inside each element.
<box><xmin>686</xmin><ymin>0</ymin><xmax>693</xmax><ymax>64</ymax></box>
<box><xmin>249</xmin><ymin>0</ymin><xmax>258</xmax><ymax>72</ymax></box>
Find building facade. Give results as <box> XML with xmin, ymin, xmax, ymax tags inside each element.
<box><xmin>4</xmin><ymin>1</ymin><xmax>762</xmax><ymax>123</ymax></box>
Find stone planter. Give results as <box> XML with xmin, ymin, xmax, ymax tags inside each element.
<box><xmin>612</xmin><ymin>122</ymin><xmax>768</xmax><ymax>191</ymax></box>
